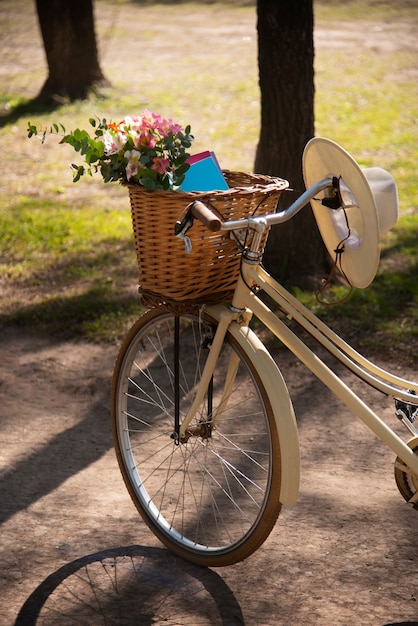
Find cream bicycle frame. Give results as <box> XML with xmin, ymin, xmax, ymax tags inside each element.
<box><xmin>178</xmin><ymin>224</ymin><xmax>418</xmax><ymax>508</ymax></box>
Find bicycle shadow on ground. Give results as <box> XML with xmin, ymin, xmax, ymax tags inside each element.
<box><xmin>14</xmin><ymin>544</ymin><xmax>245</xmax><ymax>626</ymax></box>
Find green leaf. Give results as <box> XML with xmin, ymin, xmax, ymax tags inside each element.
<box><xmin>71</xmin><ymin>164</ymin><xmax>85</xmax><ymax>183</ymax></box>
<box><xmin>161</xmin><ymin>177</ymin><xmax>171</xmax><ymax>190</ymax></box>
<box><xmin>175</xmin><ymin>162</ymin><xmax>190</xmax><ymax>176</ymax></box>
<box><xmin>73</xmin><ymin>128</ymin><xmax>90</xmax><ymax>142</ymax></box>
<box><xmin>139</xmin><ymin>154</ymin><xmax>151</xmax><ymax>166</ymax></box>
<box><xmin>27</xmin><ymin>122</ymin><xmax>38</xmax><ymax>138</ymax></box>
<box><xmin>140</xmin><ymin>177</ymin><xmax>156</xmax><ymax>190</ymax></box>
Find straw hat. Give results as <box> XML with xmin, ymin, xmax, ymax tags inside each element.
<box><xmin>302</xmin><ymin>137</ymin><xmax>398</xmax><ymax>288</ymax></box>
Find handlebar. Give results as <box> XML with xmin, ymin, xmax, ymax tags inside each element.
<box><xmin>175</xmin><ymin>178</ymin><xmax>333</xmax><ymax>241</ymax></box>
<box><xmin>189</xmin><ymin>200</ymin><xmax>223</xmax><ymax>232</ymax></box>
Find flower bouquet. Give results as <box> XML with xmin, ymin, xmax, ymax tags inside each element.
<box><xmin>27</xmin><ymin>110</ymin><xmax>194</xmax><ymax>191</ymax></box>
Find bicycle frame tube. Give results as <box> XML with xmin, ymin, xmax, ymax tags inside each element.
<box><xmin>178</xmin><ymin>307</ymin><xmax>242</xmax><ymax>441</ymax></box>
<box><xmin>237</xmin><ymin>263</ymin><xmax>418</xmax><ymax>477</ymax></box>
<box><xmin>255</xmin><ymin>266</ymin><xmax>418</xmax><ymax>399</ymax></box>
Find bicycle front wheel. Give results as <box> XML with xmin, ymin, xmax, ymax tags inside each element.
<box><xmin>111</xmin><ymin>307</ymin><xmax>282</xmax><ymax>566</ymax></box>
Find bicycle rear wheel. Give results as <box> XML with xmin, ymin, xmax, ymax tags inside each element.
<box><xmin>111</xmin><ymin>307</ymin><xmax>282</xmax><ymax>566</ymax></box>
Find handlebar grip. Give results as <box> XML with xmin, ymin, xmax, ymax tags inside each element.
<box><xmin>189</xmin><ymin>201</ymin><xmax>222</xmax><ymax>232</ymax></box>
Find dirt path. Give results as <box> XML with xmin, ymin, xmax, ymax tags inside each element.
<box><xmin>0</xmin><ymin>325</ymin><xmax>417</xmax><ymax>625</ymax></box>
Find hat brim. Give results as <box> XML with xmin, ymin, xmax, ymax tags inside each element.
<box><xmin>303</xmin><ymin>137</ymin><xmax>380</xmax><ymax>289</ymax></box>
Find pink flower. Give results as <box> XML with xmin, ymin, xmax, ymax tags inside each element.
<box><xmin>141</xmin><ymin>110</ymin><xmax>161</xmax><ymax>131</ymax></box>
<box><xmin>120</xmin><ymin>110</ymin><xmax>184</xmax><ymax>141</ymax></box>
<box><xmin>159</xmin><ymin>119</ymin><xmax>183</xmax><ymax>138</ymax></box>
<box><xmin>134</xmin><ymin>132</ymin><xmax>157</xmax><ymax>150</ymax></box>
<box><xmin>151</xmin><ymin>157</ymin><xmax>170</xmax><ymax>175</ymax></box>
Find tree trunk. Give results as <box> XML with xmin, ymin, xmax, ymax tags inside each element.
<box><xmin>35</xmin><ymin>0</ymin><xmax>109</xmax><ymax>103</ymax></box>
<box><xmin>255</xmin><ymin>0</ymin><xmax>327</xmax><ymax>286</ymax></box>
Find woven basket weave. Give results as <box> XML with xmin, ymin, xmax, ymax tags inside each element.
<box><xmin>126</xmin><ymin>170</ymin><xmax>288</xmax><ymax>310</ymax></box>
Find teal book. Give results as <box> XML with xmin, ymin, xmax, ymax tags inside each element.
<box><xmin>179</xmin><ymin>151</ymin><xmax>229</xmax><ymax>192</ymax></box>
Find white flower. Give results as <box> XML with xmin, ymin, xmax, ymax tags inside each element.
<box><xmin>125</xmin><ymin>149</ymin><xmax>141</xmax><ymax>180</ymax></box>
<box><xmin>100</xmin><ymin>130</ymin><xmax>125</xmax><ymax>155</ymax></box>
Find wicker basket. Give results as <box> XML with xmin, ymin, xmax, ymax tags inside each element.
<box><xmin>126</xmin><ymin>171</ymin><xmax>288</xmax><ymax>310</ymax></box>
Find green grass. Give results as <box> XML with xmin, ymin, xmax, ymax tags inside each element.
<box><xmin>0</xmin><ymin>0</ymin><xmax>417</xmax><ymax>359</ymax></box>
<box><xmin>0</xmin><ymin>196</ymin><xmax>140</xmax><ymax>340</ymax></box>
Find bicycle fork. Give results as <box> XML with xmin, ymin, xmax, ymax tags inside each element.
<box><xmin>176</xmin><ymin>306</ymin><xmax>251</xmax><ymax>443</ymax></box>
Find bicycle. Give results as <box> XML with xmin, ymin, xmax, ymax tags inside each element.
<box><xmin>110</xmin><ymin>137</ymin><xmax>418</xmax><ymax>568</ymax></box>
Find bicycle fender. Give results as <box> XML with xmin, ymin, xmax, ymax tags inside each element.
<box><xmin>229</xmin><ymin>322</ymin><xmax>300</xmax><ymax>506</ymax></box>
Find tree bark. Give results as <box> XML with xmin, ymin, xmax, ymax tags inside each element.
<box><xmin>35</xmin><ymin>0</ymin><xmax>109</xmax><ymax>103</ymax></box>
<box><xmin>255</xmin><ymin>0</ymin><xmax>327</xmax><ymax>285</ymax></box>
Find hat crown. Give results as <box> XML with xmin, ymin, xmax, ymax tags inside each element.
<box><xmin>362</xmin><ymin>167</ymin><xmax>398</xmax><ymax>235</ymax></box>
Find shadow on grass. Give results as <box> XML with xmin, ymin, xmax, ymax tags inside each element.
<box><xmin>355</xmin><ymin>260</ymin><xmax>417</xmax><ymax>323</ymax></box>
<box><xmin>0</xmin><ymin>98</ymin><xmax>63</xmax><ymax>130</ymax></box>
<box><xmin>2</xmin><ymin>256</ymin><xmax>417</xmax><ymax>346</ymax></box>
<box><xmin>0</xmin><ymin>286</ymin><xmax>143</xmax><ymax>341</ymax></box>
<box><xmin>315</xmin><ymin>258</ymin><xmax>418</xmax><ymax>341</ymax></box>
<box><xmin>1</xmin><ymin>231</ymin><xmax>141</xmax><ymax>340</ymax></box>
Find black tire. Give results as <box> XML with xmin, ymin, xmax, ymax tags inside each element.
<box><xmin>111</xmin><ymin>308</ymin><xmax>282</xmax><ymax>566</ymax></box>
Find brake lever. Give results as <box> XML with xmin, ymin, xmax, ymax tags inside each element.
<box><xmin>174</xmin><ymin>208</ymin><xmax>194</xmax><ymax>253</ymax></box>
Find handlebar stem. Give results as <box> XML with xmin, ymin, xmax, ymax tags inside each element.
<box><xmin>243</xmin><ymin>217</ymin><xmax>269</xmax><ymax>262</ymax></box>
